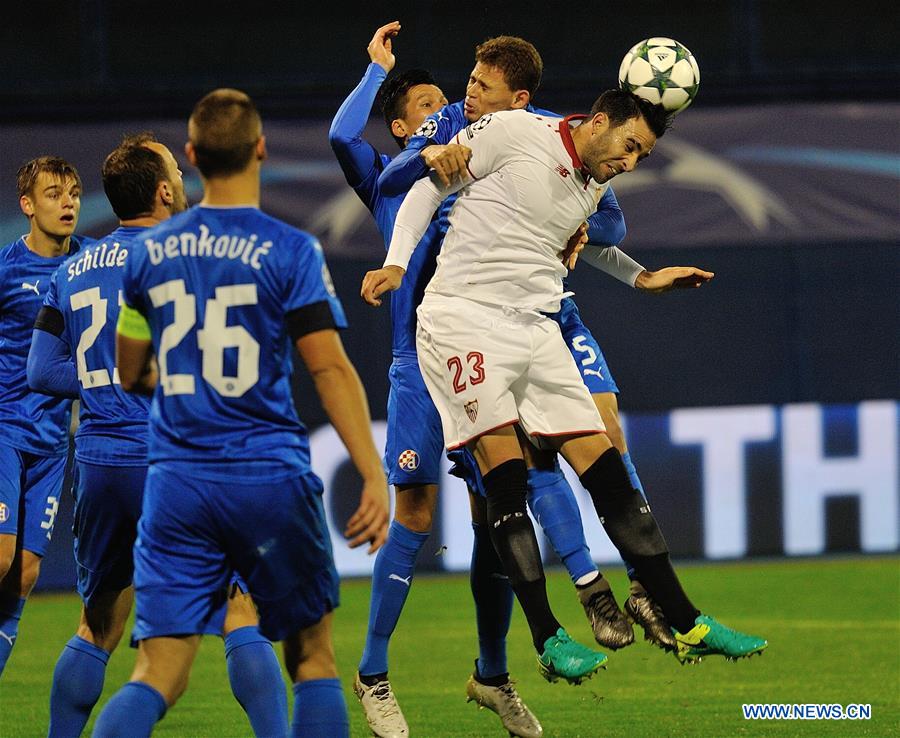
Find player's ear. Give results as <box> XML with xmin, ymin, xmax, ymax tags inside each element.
<box><xmin>158</xmin><ymin>180</ymin><xmax>173</xmax><ymax>206</ymax></box>
<box><xmin>390</xmin><ymin>119</ymin><xmax>407</xmax><ymax>140</ymax></box>
<box><xmin>185</xmin><ymin>142</ymin><xmax>198</xmax><ymax>167</ymax></box>
<box><xmin>591</xmin><ymin>112</ymin><xmax>609</xmax><ymax>133</ymax></box>
<box><xmin>19</xmin><ymin>195</ymin><xmax>34</xmax><ymax>218</ymax></box>
<box><xmin>510</xmin><ymin>89</ymin><xmax>530</xmax><ymax>110</ymax></box>
<box><xmin>256</xmin><ymin>136</ymin><xmax>267</xmax><ymax>161</ymax></box>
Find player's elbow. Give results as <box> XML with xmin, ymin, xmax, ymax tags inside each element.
<box><xmin>328</xmin><ymin>126</ymin><xmax>354</xmax><ymax>153</ymax></box>
<box><xmin>611</xmin><ymin>219</ymin><xmax>626</xmax><ymax>245</ymax></box>
<box><xmin>25</xmin><ymin>355</ymin><xmax>49</xmax><ymax>394</ymax></box>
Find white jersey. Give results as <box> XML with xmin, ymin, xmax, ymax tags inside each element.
<box><xmin>385</xmin><ymin>109</ymin><xmax>609</xmax><ymax>313</ymax></box>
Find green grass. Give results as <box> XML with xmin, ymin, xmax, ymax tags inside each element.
<box><xmin>2</xmin><ymin>556</ymin><xmax>898</xmax><ymax>737</ymax></box>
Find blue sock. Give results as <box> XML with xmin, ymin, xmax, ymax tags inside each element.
<box><xmin>470</xmin><ymin>522</ymin><xmax>513</xmax><ymax>679</ymax></box>
<box><xmin>92</xmin><ymin>681</ymin><xmax>166</xmax><ymax>738</ymax></box>
<box><xmin>358</xmin><ymin>520</ymin><xmax>429</xmax><ymax>677</ymax></box>
<box><xmin>527</xmin><ymin>466</ymin><xmax>597</xmax><ymax>582</ymax></box>
<box><xmin>291</xmin><ymin>678</ymin><xmax>348</xmax><ymax>738</ymax></box>
<box><xmin>0</xmin><ymin>594</ymin><xmax>26</xmax><ymax>677</ymax></box>
<box><xmin>225</xmin><ymin>626</ymin><xmax>289</xmax><ymax>738</ymax></box>
<box><xmin>48</xmin><ymin>635</ymin><xmax>109</xmax><ymax>737</ymax></box>
<box><xmin>621</xmin><ymin>451</ymin><xmax>646</xmax><ymax>497</ymax></box>
<box><xmin>621</xmin><ymin>451</ymin><xmax>647</xmax><ymax>579</ymax></box>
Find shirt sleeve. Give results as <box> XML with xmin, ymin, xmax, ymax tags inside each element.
<box><xmin>587</xmin><ymin>186</ymin><xmax>626</xmax><ymax>246</ymax></box>
<box><xmin>329</xmin><ymin>63</ymin><xmax>388</xmax><ymax>196</ymax></box>
<box><xmin>283</xmin><ymin>235</ymin><xmax>348</xmax><ymax>337</ymax></box>
<box><xmin>27</xmin><ymin>328</ymin><xmax>79</xmax><ymax>399</ymax></box>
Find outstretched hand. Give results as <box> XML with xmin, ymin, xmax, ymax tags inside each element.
<box><xmin>368</xmin><ymin>21</ymin><xmax>401</xmax><ymax>72</ymax></box>
<box><xmin>635</xmin><ymin>266</ymin><xmax>715</xmax><ymax>293</ymax></box>
<box><xmin>361</xmin><ymin>265</ymin><xmax>405</xmax><ymax>306</ymax></box>
<box><xmin>344</xmin><ymin>476</ymin><xmax>390</xmax><ymax>554</ymax></box>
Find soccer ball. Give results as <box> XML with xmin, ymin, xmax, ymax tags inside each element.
<box><xmin>618</xmin><ymin>38</ymin><xmax>700</xmax><ymax>115</ymax></box>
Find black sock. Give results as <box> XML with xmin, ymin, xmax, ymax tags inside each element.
<box><xmin>358</xmin><ymin>671</ymin><xmax>388</xmax><ymax>686</ymax></box>
<box><xmin>483</xmin><ymin>459</ymin><xmax>561</xmax><ymax>651</ymax></box>
<box><xmin>579</xmin><ymin>448</ymin><xmax>699</xmax><ymax>633</ymax></box>
<box><xmin>473</xmin><ymin>660</ymin><xmax>510</xmax><ymax>687</ymax></box>
<box><xmin>628</xmin><ymin>554</ymin><xmax>700</xmax><ymax>633</ymax></box>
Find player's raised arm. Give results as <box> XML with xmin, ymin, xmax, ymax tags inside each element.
<box><xmin>295</xmin><ymin>328</ymin><xmax>389</xmax><ymax>553</ymax></box>
<box><xmin>328</xmin><ymin>22</ymin><xmax>401</xmax><ymax>190</ymax></box>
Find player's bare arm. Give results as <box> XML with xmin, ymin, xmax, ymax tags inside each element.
<box><xmin>295</xmin><ymin>328</ymin><xmax>389</xmax><ymax>553</ymax></box>
<box><xmin>634</xmin><ymin>266</ymin><xmax>715</xmax><ymax>293</ymax></box>
<box><xmin>368</xmin><ymin>20</ymin><xmax>400</xmax><ymax>72</ymax></box>
<box><xmin>116</xmin><ymin>334</ymin><xmax>155</xmax><ymax>394</ymax></box>
<box><xmin>420</xmin><ymin>143</ymin><xmax>472</xmax><ymax>187</ymax></box>
<box><xmin>360</xmin><ymin>265</ymin><xmax>405</xmax><ymax>306</ymax></box>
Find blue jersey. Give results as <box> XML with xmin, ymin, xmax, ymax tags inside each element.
<box><xmin>45</xmin><ymin>227</ymin><xmax>151</xmax><ymax>465</ymax></box>
<box><xmin>0</xmin><ymin>235</ymin><xmax>88</xmax><ymax>455</ymax></box>
<box><xmin>329</xmin><ymin>62</ymin><xmax>452</xmax><ymax>359</ymax></box>
<box><xmin>122</xmin><ymin>206</ymin><xmax>346</xmax><ymax>480</ymax></box>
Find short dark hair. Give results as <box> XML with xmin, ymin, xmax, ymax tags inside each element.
<box><xmin>380</xmin><ymin>68</ymin><xmax>438</xmax><ymax>148</ymax></box>
<box><xmin>589</xmin><ymin>89</ymin><xmax>670</xmax><ymax>138</ymax></box>
<box><xmin>102</xmin><ymin>132</ymin><xmax>169</xmax><ymax>220</ymax></box>
<box><xmin>16</xmin><ymin>156</ymin><xmax>81</xmax><ymax>199</ymax></box>
<box><xmin>475</xmin><ymin>36</ymin><xmax>542</xmax><ymax>96</ymax></box>
<box><xmin>188</xmin><ymin>88</ymin><xmax>262</xmax><ymax>178</ymax></box>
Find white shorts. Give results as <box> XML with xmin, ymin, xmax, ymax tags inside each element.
<box><xmin>415</xmin><ymin>294</ymin><xmax>605</xmax><ymax>450</ymax></box>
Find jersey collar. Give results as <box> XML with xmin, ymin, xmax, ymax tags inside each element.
<box><xmin>558</xmin><ymin>114</ymin><xmax>592</xmax><ymax>181</ymax></box>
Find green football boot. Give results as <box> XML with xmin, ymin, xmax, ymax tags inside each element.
<box><xmin>674</xmin><ymin>615</ymin><xmax>768</xmax><ymax>664</ymax></box>
<box><xmin>537</xmin><ymin>628</ymin><xmax>608</xmax><ymax>685</ymax></box>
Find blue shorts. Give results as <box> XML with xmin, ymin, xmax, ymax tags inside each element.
<box><xmin>384</xmin><ymin>358</ymin><xmax>446</xmax><ymax>486</ymax></box>
<box><xmin>73</xmin><ymin>462</ymin><xmax>146</xmax><ymax>607</ymax></box>
<box><xmin>0</xmin><ymin>442</ymin><xmax>67</xmax><ymax>557</ymax></box>
<box><xmin>447</xmin><ymin>448</ymin><xmax>487</xmax><ymax>497</ymax></box>
<box><xmin>551</xmin><ymin>297</ymin><xmax>619</xmax><ymax>395</ymax></box>
<box><xmin>133</xmin><ymin>464</ymin><xmax>339</xmax><ymax>643</ymax></box>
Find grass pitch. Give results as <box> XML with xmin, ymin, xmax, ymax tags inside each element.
<box><xmin>2</xmin><ymin>556</ymin><xmax>898</xmax><ymax>737</ymax></box>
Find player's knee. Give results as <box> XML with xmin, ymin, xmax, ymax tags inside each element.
<box><xmin>483</xmin><ymin>459</ymin><xmax>529</xmax><ymax>525</ymax></box>
<box><xmin>394</xmin><ymin>485</ymin><xmax>437</xmax><ymax>533</ymax></box>
<box><xmin>0</xmin><ymin>550</ymin><xmax>41</xmax><ymax>596</ymax></box>
<box><xmin>394</xmin><ymin>505</ymin><xmax>433</xmax><ymax>533</ymax></box>
<box><xmin>283</xmin><ymin>638</ymin><xmax>337</xmax><ymax>683</ymax></box>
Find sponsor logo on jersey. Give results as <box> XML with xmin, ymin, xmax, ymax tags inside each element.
<box><xmin>0</xmin><ymin>502</ymin><xmax>8</xmax><ymax>523</ymax></box>
<box><xmin>414</xmin><ymin>119</ymin><xmax>438</xmax><ymax>139</ymax></box>
<box><xmin>464</xmin><ymin>399</ymin><xmax>478</xmax><ymax>423</ymax></box>
<box><xmin>397</xmin><ymin>449</ymin><xmax>419</xmax><ymax>471</ymax></box>
<box><xmin>20</xmin><ymin>279</ymin><xmax>40</xmax><ymax>295</ymax></box>
<box><xmin>555</xmin><ymin>164</ymin><xmax>571</xmax><ymax>178</ymax></box>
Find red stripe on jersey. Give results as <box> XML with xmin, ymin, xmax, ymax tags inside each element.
<box><xmin>558</xmin><ymin>114</ymin><xmax>591</xmax><ymax>181</ymax></box>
